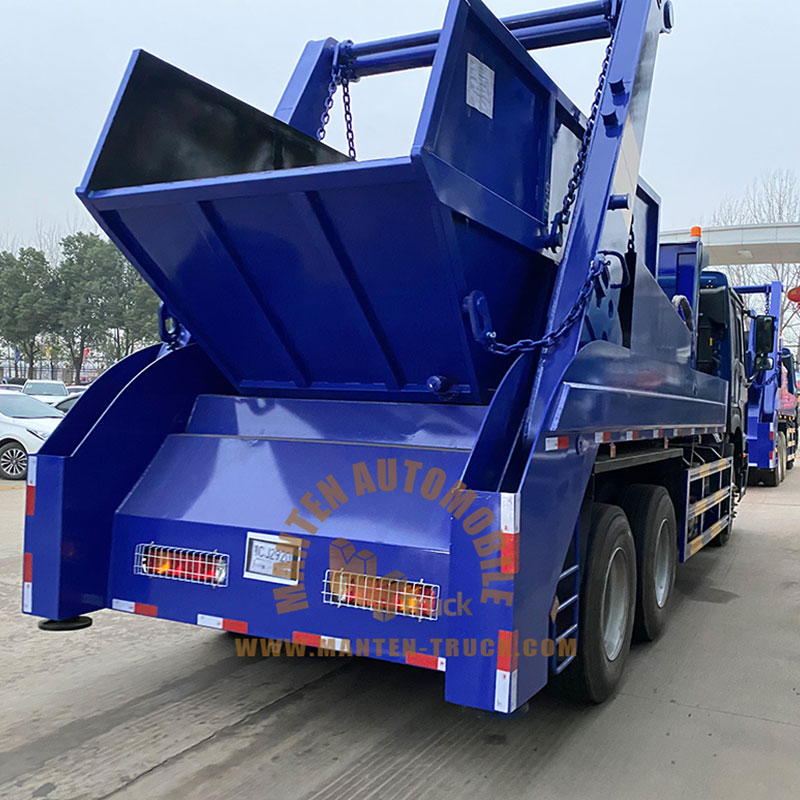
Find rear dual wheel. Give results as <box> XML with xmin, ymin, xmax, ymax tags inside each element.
<box><xmin>566</xmin><ymin>488</ymin><xmax>678</xmax><ymax>702</ymax></box>
<box><xmin>621</xmin><ymin>486</ymin><xmax>678</xmax><ymax>640</ymax></box>
<box><xmin>565</xmin><ymin>504</ymin><xmax>636</xmax><ymax>703</ymax></box>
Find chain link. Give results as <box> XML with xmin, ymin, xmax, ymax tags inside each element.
<box><xmin>484</xmin><ymin>256</ymin><xmax>611</xmax><ymax>355</ymax></box>
<box><xmin>547</xmin><ymin>34</ymin><xmax>615</xmax><ymax>252</ymax></box>
<box><xmin>316</xmin><ymin>41</ymin><xmax>357</xmax><ymax>160</ymax></box>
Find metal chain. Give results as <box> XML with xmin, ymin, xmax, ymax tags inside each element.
<box><xmin>481</xmin><ymin>25</ymin><xmax>619</xmax><ymax>357</ymax></box>
<box><xmin>316</xmin><ymin>73</ymin><xmax>338</xmax><ymax>143</ymax></box>
<box><xmin>547</xmin><ymin>34</ymin><xmax>615</xmax><ymax>252</ymax></box>
<box><xmin>484</xmin><ymin>256</ymin><xmax>611</xmax><ymax>355</ymax></box>
<box><xmin>316</xmin><ymin>41</ymin><xmax>357</xmax><ymax>160</ymax></box>
<box><xmin>340</xmin><ymin>79</ymin><xmax>357</xmax><ymax>160</ymax></box>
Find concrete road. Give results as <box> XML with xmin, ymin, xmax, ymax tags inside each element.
<box><xmin>1</xmin><ymin>473</ymin><xmax>799</xmax><ymax>800</ymax></box>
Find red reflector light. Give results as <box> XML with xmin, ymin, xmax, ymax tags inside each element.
<box><xmin>135</xmin><ymin>544</ymin><xmax>229</xmax><ymax>586</ymax></box>
<box><xmin>323</xmin><ymin>570</ymin><xmax>440</xmax><ymax>620</ymax></box>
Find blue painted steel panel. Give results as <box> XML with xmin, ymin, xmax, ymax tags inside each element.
<box><xmin>553</xmin><ymin>341</ymin><xmax>727</xmax><ymax>433</ymax></box>
<box><xmin>186</xmin><ymin>396</ymin><xmax>484</xmax><ymax>450</ymax></box>
<box><xmin>23</xmin><ymin>345</ymin><xmax>231</xmax><ymax>620</ymax></box>
<box><xmin>116</xmin><ymin>436</ymin><xmax>468</xmax><ymax>551</ymax></box>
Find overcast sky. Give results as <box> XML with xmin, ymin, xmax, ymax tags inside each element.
<box><xmin>1</xmin><ymin>0</ymin><xmax>798</xmax><ymax>246</ymax></box>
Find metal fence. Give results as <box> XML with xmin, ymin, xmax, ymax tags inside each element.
<box><xmin>0</xmin><ymin>358</ymin><xmax>107</xmax><ymax>384</ymax></box>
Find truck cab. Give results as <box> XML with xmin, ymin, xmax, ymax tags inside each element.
<box><xmin>657</xmin><ymin>242</ymin><xmax>749</xmax><ymax>492</ymax></box>
<box><xmin>736</xmin><ymin>282</ymin><xmax>789</xmax><ymax>486</ymax></box>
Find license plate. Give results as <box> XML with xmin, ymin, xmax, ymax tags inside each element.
<box><xmin>243</xmin><ymin>532</ymin><xmax>301</xmax><ymax>584</ymax></box>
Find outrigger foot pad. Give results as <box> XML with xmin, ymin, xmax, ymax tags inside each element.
<box><xmin>38</xmin><ymin>616</ymin><xmax>93</xmax><ymax>631</ymax></box>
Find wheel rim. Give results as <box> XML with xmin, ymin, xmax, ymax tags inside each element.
<box><xmin>653</xmin><ymin>519</ymin><xmax>672</xmax><ymax>608</ymax></box>
<box><xmin>0</xmin><ymin>447</ymin><xmax>27</xmax><ymax>478</ymax></box>
<box><xmin>601</xmin><ymin>545</ymin><xmax>630</xmax><ymax>661</ymax></box>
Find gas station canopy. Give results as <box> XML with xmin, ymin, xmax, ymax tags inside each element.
<box><xmin>661</xmin><ymin>223</ymin><xmax>800</xmax><ymax>266</ymax></box>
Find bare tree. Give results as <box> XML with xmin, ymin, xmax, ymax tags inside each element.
<box><xmin>0</xmin><ymin>232</ymin><xmax>20</xmax><ymax>254</ymax></box>
<box><xmin>713</xmin><ymin>170</ymin><xmax>800</xmax><ymax>358</ymax></box>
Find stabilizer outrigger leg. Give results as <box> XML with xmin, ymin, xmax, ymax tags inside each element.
<box><xmin>38</xmin><ymin>616</ymin><xmax>93</xmax><ymax>631</ymax></box>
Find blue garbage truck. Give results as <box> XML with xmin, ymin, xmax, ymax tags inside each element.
<box><xmin>737</xmin><ymin>282</ymin><xmax>798</xmax><ymax>485</ymax></box>
<box><xmin>23</xmin><ymin>0</ymin><xmax>754</xmax><ymax>712</ymax></box>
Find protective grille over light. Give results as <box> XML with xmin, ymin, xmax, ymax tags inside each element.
<box><xmin>134</xmin><ymin>544</ymin><xmax>229</xmax><ymax>587</ymax></box>
<box><xmin>322</xmin><ymin>570</ymin><xmax>440</xmax><ymax>620</ymax></box>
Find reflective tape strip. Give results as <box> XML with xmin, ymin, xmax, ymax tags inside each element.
<box><xmin>111</xmin><ymin>599</ymin><xmax>158</xmax><ymax>616</ymax></box>
<box><xmin>197</xmin><ymin>614</ymin><xmax>248</xmax><ymax>634</ymax></box>
<box><xmin>567</xmin><ymin>426</ymin><xmax>722</xmax><ymax>448</ymax></box>
<box><xmin>495</xmin><ymin>629</ymin><xmax>520</xmax><ymax>713</ymax></box>
<box><xmin>25</xmin><ymin>457</ymin><xmax>36</xmax><ymax>516</ymax></box>
<box><xmin>500</xmin><ymin>493</ymin><xmax>520</xmax><ymax>575</ymax></box>
<box><xmin>319</xmin><ymin>636</ymin><xmax>351</xmax><ymax>654</ymax></box>
<box><xmin>292</xmin><ymin>631</ymin><xmax>321</xmax><ymax>648</ymax></box>
<box><xmin>497</xmin><ymin>629</ymin><xmax>518</xmax><ymax>673</ymax></box>
<box><xmin>494</xmin><ymin>668</ymin><xmax>519</xmax><ymax>713</ymax></box>
<box><xmin>22</xmin><ymin>581</ymin><xmax>32</xmax><ymax>613</ymax></box>
<box><xmin>405</xmin><ymin>651</ymin><xmax>446</xmax><ymax>671</ymax></box>
<box><xmin>23</xmin><ymin>552</ymin><xmax>32</xmax><ymax>583</ymax></box>
<box><xmin>291</xmin><ymin>632</ymin><xmax>353</xmax><ymax>654</ymax></box>
<box><xmin>545</xmin><ymin>436</ymin><xmax>570</xmax><ymax>452</ymax></box>
<box><xmin>770</xmin><ymin>430</ymin><xmax>775</xmax><ymax>440</ymax></box>
<box><xmin>500</xmin><ymin>493</ymin><xmax>520</xmax><ymax>533</ymax></box>
<box><xmin>500</xmin><ymin>532</ymin><xmax>519</xmax><ymax>574</ymax></box>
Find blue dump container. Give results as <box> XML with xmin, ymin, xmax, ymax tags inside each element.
<box><xmin>77</xmin><ymin>5</ymin><xmax>569</xmax><ymax>404</ymax></box>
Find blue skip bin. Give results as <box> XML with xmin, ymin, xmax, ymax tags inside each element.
<box><xmin>77</xmin><ymin>3</ymin><xmax>570</xmax><ymax>403</ymax></box>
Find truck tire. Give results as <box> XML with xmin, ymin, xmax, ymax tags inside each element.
<box><xmin>621</xmin><ymin>485</ymin><xmax>677</xmax><ymax>642</ymax></box>
<box><xmin>763</xmin><ymin>463</ymin><xmax>780</xmax><ymax>487</ymax></box>
<box><xmin>564</xmin><ymin>504</ymin><xmax>636</xmax><ymax>703</ymax></box>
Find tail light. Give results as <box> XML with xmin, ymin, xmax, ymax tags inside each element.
<box><xmin>135</xmin><ymin>544</ymin><xmax>229</xmax><ymax>587</ymax></box>
<box><xmin>323</xmin><ymin>570</ymin><xmax>440</xmax><ymax>620</ymax></box>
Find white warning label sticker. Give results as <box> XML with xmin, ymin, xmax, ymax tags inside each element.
<box><xmin>466</xmin><ymin>54</ymin><xmax>494</xmax><ymax>119</ymax></box>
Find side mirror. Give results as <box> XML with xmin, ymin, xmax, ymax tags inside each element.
<box><xmin>754</xmin><ymin>315</ymin><xmax>776</xmax><ymax>357</ymax></box>
<box><xmin>753</xmin><ymin>355</ymin><xmax>774</xmax><ymax>374</ymax></box>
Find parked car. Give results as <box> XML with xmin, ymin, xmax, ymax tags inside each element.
<box><xmin>66</xmin><ymin>385</ymin><xmax>89</xmax><ymax>395</ymax></box>
<box><xmin>54</xmin><ymin>394</ymin><xmax>81</xmax><ymax>414</ymax></box>
<box><xmin>0</xmin><ymin>385</ymin><xmax>23</xmax><ymax>392</ymax></box>
<box><xmin>22</xmin><ymin>380</ymin><xmax>68</xmax><ymax>405</ymax></box>
<box><xmin>0</xmin><ymin>391</ymin><xmax>63</xmax><ymax>480</ymax></box>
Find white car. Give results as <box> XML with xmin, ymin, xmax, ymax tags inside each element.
<box><xmin>0</xmin><ymin>391</ymin><xmax>63</xmax><ymax>480</ymax></box>
<box><xmin>22</xmin><ymin>380</ymin><xmax>69</xmax><ymax>405</ymax></box>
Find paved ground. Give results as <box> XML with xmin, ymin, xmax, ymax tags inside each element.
<box><xmin>0</xmin><ymin>472</ymin><xmax>798</xmax><ymax>800</ymax></box>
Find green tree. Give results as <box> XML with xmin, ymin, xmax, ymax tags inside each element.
<box><xmin>103</xmin><ymin>258</ymin><xmax>160</xmax><ymax>363</ymax></box>
<box><xmin>51</xmin><ymin>233</ymin><xmax>121</xmax><ymax>382</ymax></box>
<box><xmin>0</xmin><ymin>248</ymin><xmax>53</xmax><ymax>378</ymax></box>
